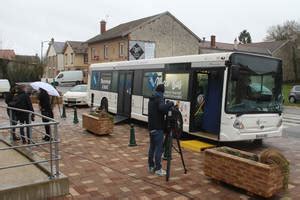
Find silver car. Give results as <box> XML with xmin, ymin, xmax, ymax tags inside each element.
<box><xmin>289</xmin><ymin>85</ymin><xmax>300</xmax><ymax>103</ymax></box>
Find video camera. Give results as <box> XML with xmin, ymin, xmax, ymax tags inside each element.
<box><xmin>164</xmin><ymin>104</ymin><xmax>187</xmax><ymax>181</ymax></box>
<box><xmin>166</xmin><ymin>105</ymin><xmax>183</xmax><ymax>139</ymax></box>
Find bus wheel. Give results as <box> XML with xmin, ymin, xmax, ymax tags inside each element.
<box><xmin>100</xmin><ymin>98</ymin><xmax>108</xmax><ymax>112</ymax></box>
<box><xmin>75</xmin><ymin>81</ymin><xmax>80</xmax><ymax>85</ymax></box>
<box><xmin>253</xmin><ymin>139</ymin><xmax>263</xmax><ymax>145</ymax></box>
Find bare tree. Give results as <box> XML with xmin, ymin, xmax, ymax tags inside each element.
<box><xmin>265</xmin><ymin>20</ymin><xmax>300</xmax><ymax>41</ymax></box>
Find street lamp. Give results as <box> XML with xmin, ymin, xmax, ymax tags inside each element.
<box><xmin>41</xmin><ymin>40</ymin><xmax>50</xmax><ymax>82</ymax></box>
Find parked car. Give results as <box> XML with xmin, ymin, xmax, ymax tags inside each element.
<box><xmin>0</xmin><ymin>79</ymin><xmax>10</xmax><ymax>97</ymax></box>
<box><xmin>53</xmin><ymin>70</ymin><xmax>83</xmax><ymax>86</ymax></box>
<box><xmin>63</xmin><ymin>84</ymin><xmax>88</xmax><ymax>106</ymax></box>
<box><xmin>288</xmin><ymin>85</ymin><xmax>300</xmax><ymax>103</ymax></box>
<box><xmin>249</xmin><ymin>83</ymin><xmax>272</xmax><ymax>95</ymax></box>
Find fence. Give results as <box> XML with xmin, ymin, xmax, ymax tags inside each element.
<box><xmin>0</xmin><ymin>105</ymin><xmax>60</xmax><ymax>179</ymax></box>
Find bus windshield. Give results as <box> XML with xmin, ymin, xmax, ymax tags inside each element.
<box><xmin>226</xmin><ymin>54</ymin><xmax>282</xmax><ymax>114</ymax></box>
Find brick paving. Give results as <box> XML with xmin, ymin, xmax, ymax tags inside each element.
<box><xmin>1</xmin><ymin>103</ymin><xmax>300</xmax><ymax>199</ymax></box>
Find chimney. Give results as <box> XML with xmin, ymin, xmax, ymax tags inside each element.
<box><xmin>50</xmin><ymin>38</ymin><xmax>54</xmax><ymax>44</ymax></box>
<box><xmin>234</xmin><ymin>38</ymin><xmax>238</xmax><ymax>50</ymax></box>
<box><xmin>210</xmin><ymin>35</ymin><xmax>216</xmax><ymax>48</ymax></box>
<box><xmin>100</xmin><ymin>20</ymin><xmax>106</xmax><ymax>34</ymax></box>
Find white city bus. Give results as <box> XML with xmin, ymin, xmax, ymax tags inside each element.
<box><xmin>87</xmin><ymin>52</ymin><xmax>283</xmax><ymax>142</ymax></box>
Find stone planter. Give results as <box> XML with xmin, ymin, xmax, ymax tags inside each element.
<box><xmin>82</xmin><ymin>113</ymin><xmax>113</xmax><ymax>135</ymax></box>
<box><xmin>203</xmin><ymin>147</ymin><xmax>284</xmax><ymax>198</ymax></box>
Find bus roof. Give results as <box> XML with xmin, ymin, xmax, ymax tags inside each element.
<box><xmin>89</xmin><ymin>52</ymin><xmax>277</xmax><ymax>70</ymax></box>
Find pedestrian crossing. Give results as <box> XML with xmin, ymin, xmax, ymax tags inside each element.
<box><xmin>283</xmin><ymin>122</ymin><xmax>299</xmax><ymax>129</ymax></box>
<box><xmin>283</xmin><ymin>113</ymin><xmax>300</xmax><ymax>129</ymax></box>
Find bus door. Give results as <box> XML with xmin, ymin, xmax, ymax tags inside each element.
<box><xmin>117</xmin><ymin>71</ymin><xmax>133</xmax><ymax>117</ymax></box>
<box><xmin>190</xmin><ymin>71</ymin><xmax>208</xmax><ymax>131</ymax></box>
<box><xmin>190</xmin><ymin>70</ymin><xmax>224</xmax><ymax>134</ymax></box>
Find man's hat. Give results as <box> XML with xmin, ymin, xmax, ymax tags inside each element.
<box><xmin>155</xmin><ymin>84</ymin><xmax>165</xmax><ymax>93</ymax></box>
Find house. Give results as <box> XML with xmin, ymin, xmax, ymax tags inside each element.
<box><xmin>63</xmin><ymin>41</ymin><xmax>88</xmax><ymax>81</ymax></box>
<box><xmin>14</xmin><ymin>54</ymin><xmax>40</xmax><ymax>64</ymax></box>
<box><xmin>86</xmin><ymin>11</ymin><xmax>201</xmax><ymax>64</ymax></box>
<box><xmin>46</xmin><ymin>38</ymin><xmax>65</xmax><ymax>78</ymax></box>
<box><xmin>0</xmin><ymin>49</ymin><xmax>16</xmax><ymax>60</ymax></box>
<box><xmin>199</xmin><ymin>36</ymin><xmax>299</xmax><ymax>81</ymax></box>
<box><xmin>0</xmin><ymin>50</ymin><xmax>15</xmax><ymax>78</ymax></box>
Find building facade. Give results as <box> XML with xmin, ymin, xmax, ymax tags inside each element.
<box><xmin>86</xmin><ymin>11</ymin><xmax>201</xmax><ymax>65</ymax></box>
<box><xmin>63</xmin><ymin>41</ymin><xmax>89</xmax><ymax>82</ymax></box>
<box><xmin>46</xmin><ymin>39</ymin><xmax>65</xmax><ymax>78</ymax></box>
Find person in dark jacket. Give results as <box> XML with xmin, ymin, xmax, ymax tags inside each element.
<box><xmin>14</xmin><ymin>85</ymin><xmax>34</xmax><ymax>144</ymax></box>
<box><xmin>4</xmin><ymin>86</ymin><xmax>20</xmax><ymax>141</ymax></box>
<box><xmin>147</xmin><ymin>84</ymin><xmax>173</xmax><ymax>176</ymax></box>
<box><xmin>38</xmin><ymin>88</ymin><xmax>54</xmax><ymax>141</ymax></box>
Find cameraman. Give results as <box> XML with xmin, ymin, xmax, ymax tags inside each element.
<box><xmin>148</xmin><ymin>84</ymin><xmax>173</xmax><ymax>176</ymax></box>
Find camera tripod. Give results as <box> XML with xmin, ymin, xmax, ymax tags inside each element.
<box><xmin>164</xmin><ymin>107</ymin><xmax>187</xmax><ymax>181</ymax></box>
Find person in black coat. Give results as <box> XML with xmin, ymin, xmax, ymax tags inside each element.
<box><xmin>14</xmin><ymin>85</ymin><xmax>34</xmax><ymax>144</ymax></box>
<box><xmin>4</xmin><ymin>86</ymin><xmax>20</xmax><ymax>140</ymax></box>
<box><xmin>147</xmin><ymin>84</ymin><xmax>173</xmax><ymax>176</ymax></box>
<box><xmin>38</xmin><ymin>88</ymin><xmax>54</xmax><ymax>141</ymax></box>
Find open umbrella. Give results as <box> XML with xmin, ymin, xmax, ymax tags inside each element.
<box><xmin>30</xmin><ymin>81</ymin><xmax>60</xmax><ymax>96</ymax></box>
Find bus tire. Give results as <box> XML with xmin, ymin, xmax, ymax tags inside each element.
<box><xmin>75</xmin><ymin>81</ymin><xmax>81</xmax><ymax>85</ymax></box>
<box><xmin>100</xmin><ymin>98</ymin><xmax>108</xmax><ymax>112</ymax></box>
<box><xmin>253</xmin><ymin>139</ymin><xmax>263</xmax><ymax>145</ymax></box>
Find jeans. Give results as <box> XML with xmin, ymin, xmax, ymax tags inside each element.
<box><xmin>19</xmin><ymin>117</ymin><xmax>30</xmax><ymax>143</ymax></box>
<box><xmin>148</xmin><ymin>129</ymin><xmax>164</xmax><ymax>171</ymax></box>
<box><xmin>41</xmin><ymin>110</ymin><xmax>54</xmax><ymax>139</ymax></box>
<box><xmin>7</xmin><ymin>109</ymin><xmax>17</xmax><ymax>134</ymax></box>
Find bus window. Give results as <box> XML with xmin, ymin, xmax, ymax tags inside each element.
<box><xmin>100</xmin><ymin>72</ymin><xmax>112</xmax><ymax>90</ymax></box>
<box><xmin>133</xmin><ymin>70</ymin><xmax>143</xmax><ymax>95</ymax></box>
<box><xmin>164</xmin><ymin>73</ymin><xmax>189</xmax><ymax>100</ymax></box>
<box><xmin>228</xmin><ymin>72</ymin><xmax>278</xmax><ymax>113</ymax></box>
<box><xmin>111</xmin><ymin>71</ymin><xmax>118</xmax><ymax>92</ymax></box>
<box><xmin>142</xmin><ymin>72</ymin><xmax>163</xmax><ymax>97</ymax></box>
<box><xmin>91</xmin><ymin>71</ymin><xmax>100</xmax><ymax>90</ymax></box>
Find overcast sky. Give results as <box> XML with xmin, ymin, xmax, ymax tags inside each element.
<box><xmin>0</xmin><ymin>0</ymin><xmax>299</xmax><ymax>55</ymax></box>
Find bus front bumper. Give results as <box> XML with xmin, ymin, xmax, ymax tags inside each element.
<box><xmin>219</xmin><ymin>126</ymin><xmax>283</xmax><ymax>142</ymax></box>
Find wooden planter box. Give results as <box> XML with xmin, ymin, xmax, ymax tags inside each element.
<box><xmin>82</xmin><ymin>113</ymin><xmax>113</xmax><ymax>135</ymax></box>
<box><xmin>204</xmin><ymin>147</ymin><xmax>284</xmax><ymax>198</ymax></box>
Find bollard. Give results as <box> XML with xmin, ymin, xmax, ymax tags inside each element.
<box><xmin>73</xmin><ymin>106</ymin><xmax>79</xmax><ymax>124</ymax></box>
<box><xmin>128</xmin><ymin>124</ymin><xmax>137</xmax><ymax>146</ymax></box>
<box><xmin>61</xmin><ymin>104</ymin><xmax>66</xmax><ymax>118</ymax></box>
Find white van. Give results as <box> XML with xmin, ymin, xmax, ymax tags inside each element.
<box><xmin>54</xmin><ymin>70</ymin><xmax>83</xmax><ymax>86</ymax></box>
<box><xmin>0</xmin><ymin>79</ymin><xmax>11</xmax><ymax>97</ymax></box>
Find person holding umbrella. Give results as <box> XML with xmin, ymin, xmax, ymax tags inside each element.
<box><xmin>30</xmin><ymin>81</ymin><xmax>58</xmax><ymax>141</ymax></box>
<box><xmin>38</xmin><ymin>88</ymin><xmax>54</xmax><ymax>141</ymax></box>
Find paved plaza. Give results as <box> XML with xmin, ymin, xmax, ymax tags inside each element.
<box><xmin>1</xmin><ymin>103</ymin><xmax>300</xmax><ymax>199</ymax></box>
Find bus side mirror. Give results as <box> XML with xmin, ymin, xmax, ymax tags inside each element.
<box><xmin>231</xmin><ymin>66</ymin><xmax>240</xmax><ymax>81</ymax></box>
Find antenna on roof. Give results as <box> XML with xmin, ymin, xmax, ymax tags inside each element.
<box><xmin>105</xmin><ymin>14</ymin><xmax>109</xmax><ymax>22</ymax></box>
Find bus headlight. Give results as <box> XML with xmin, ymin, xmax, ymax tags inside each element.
<box><xmin>277</xmin><ymin>118</ymin><xmax>283</xmax><ymax>127</ymax></box>
<box><xmin>233</xmin><ymin>119</ymin><xmax>244</xmax><ymax>129</ymax></box>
